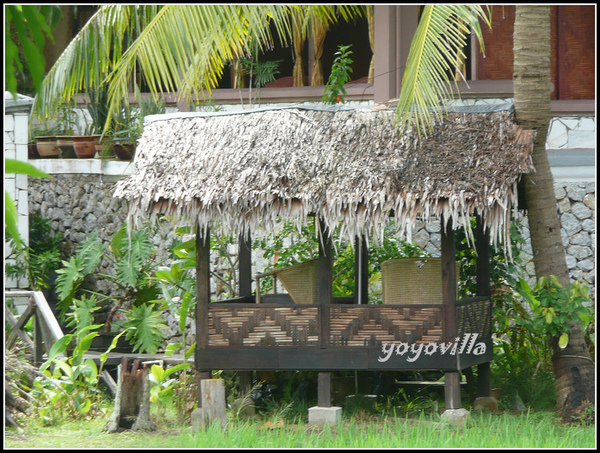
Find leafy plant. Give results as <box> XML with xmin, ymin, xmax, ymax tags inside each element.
<box><xmin>149</xmin><ymin>362</ymin><xmax>192</xmax><ymax>406</ymax></box>
<box><xmin>64</xmin><ymin>295</ymin><xmax>101</xmax><ymax>333</ymax></box>
<box><xmin>123</xmin><ymin>303</ymin><xmax>168</xmax><ymax>354</ymax></box>
<box><xmin>241</xmin><ymin>58</ymin><xmax>282</xmax><ymax>89</ymax></box>
<box><xmin>54</xmin><ymin>224</ymin><xmax>167</xmax><ymax>353</ymax></box>
<box><xmin>112</xmin><ymin>87</ymin><xmax>166</xmax><ymax>141</ymax></box>
<box><xmin>54</xmin><ymin>232</ymin><xmax>106</xmax><ymax>316</ymax></box>
<box><xmin>32</xmin><ymin>324</ymin><xmax>131</xmax><ymax>424</ymax></box>
<box><xmin>5</xmin><ymin>215</ymin><xmax>63</xmax><ymax>290</ymax></box>
<box><xmin>5</xmin><ymin>5</ymin><xmax>62</xmax><ymax>96</ymax></box>
<box><xmin>322</xmin><ymin>44</ymin><xmax>353</xmax><ymax>104</ymax></box>
<box><xmin>515</xmin><ymin>276</ymin><xmax>594</xmax><ymax>349</ymax></box>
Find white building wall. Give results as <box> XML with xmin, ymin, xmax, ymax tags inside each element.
<box><xmin>5</xmin><ymin>92</ymin><xmax>34</xmax><ymax>289</ymax></box>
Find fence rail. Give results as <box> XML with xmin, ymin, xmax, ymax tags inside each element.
<box><xmin>5</xmin><ymin>290</ymin><xmax>64</xmax><ymax>365</ymax></box>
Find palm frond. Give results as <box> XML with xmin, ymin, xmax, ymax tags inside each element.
<box><xmin>33</xmin><ymin>5</ymin><xmax>145</xmax><ymax>120</ymax></box>
<box><xmin>34</xmin><ymin>5</ymin><xmax>366</xmax><ymax>133</ymax></box>
<box><xmin>105</xmin><ymin>5</ymin><xmax>294</xmax><ymax>131</ymax></box>
<box><xmin>396</xmin><ymin>5</ymin><xmax>491</xmax><ymax>137</ymax></box>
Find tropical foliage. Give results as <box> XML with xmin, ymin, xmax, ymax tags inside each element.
<box><xmin>5</xmin><ymin>5</ymin><xmax>62</xmax><ymax>95</ymax></box>
<box><xmin>33</xmin><ymin>5</ymin><xmax>364</xmax><ymax>134</ymax></box>
<box><xmin>54</xmin><ymin>224</ymin><xmax>166</xmax><ymax>353</ymax></box>
<box><xmin>396</xmin><ymin>5</ymin><xmax>491</xmax><ymax>136</ymax></box>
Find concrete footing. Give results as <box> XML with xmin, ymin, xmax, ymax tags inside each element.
<box><xmin>308</xmin><ymin>406</ymin><xmax>342</xmax><ymax>426</ymax></box>
<box><xmin>440</xmin><ymin>408</ymin><xmax>470</xmax><ymax>426</ymax></box>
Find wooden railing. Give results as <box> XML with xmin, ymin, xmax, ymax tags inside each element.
<box><xmin>5</xmin><ymin>291</ymin><xmax>64</xmax><ymax>365</ymax></box>
<box><xmin>205</xmin><ymin>297</ymin><xmax>491</xmax><ymax>349</ymax></box>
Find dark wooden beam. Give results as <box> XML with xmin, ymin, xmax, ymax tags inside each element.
<box><xmin>475</xmin><ymin>216</ymin><xmax>491</xmax><ymax>298</ymax></box>
<box><xmin>196</xmin><ymin>225</ymin><xmax>212</xmax><ymax>408</ymax></box>
<box><xmin>196</xmin><ymin>225</ymin><xmax>211</xmax><ymax>353</ymax></box>
<box><xmin>441</xmin><ymin>216</ymin><xmax>462</xmax><ymax>410</ymax></box>
<box><xmin>441</xmin><ymin>217</ymin><xmax>457</xmax><ymax>341</ymax></box>
<box><xmin>354</xmin><ymin>236</ymin><xmax>369</xmax><ymax>305</ymax></box>
<box><xmin>238</xmin><ymin>232</ymin><xmax>252</xmax><ymax>298</ymax></box>
<box><xmin>318</xmin><ymin>218</ymin><xmax>333</xmax><ymax>348</ymax></box>
<box><xmin>195</xmin><ymin>346</ymin><xmax>490</xmax><ymax>371</ymax></box>
<box><xmin>318</xmin><ymin>372</ymin><xmax>332</xmax><ymax>407</ymax></box>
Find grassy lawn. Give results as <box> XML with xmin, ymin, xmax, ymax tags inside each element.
<box><xmin>5</xmin><ymin>409</ymin><xmax>595</xmax><ymax>449</ymax></box>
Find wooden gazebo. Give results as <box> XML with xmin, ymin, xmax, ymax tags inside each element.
<box><xmin>114</xmin><ymin>104</ymin><xmax>534</xmax><ymax>413</ymax></box>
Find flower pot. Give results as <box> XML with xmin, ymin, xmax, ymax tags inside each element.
<box><xmin>95</xmin><ymin>135</ymin><xmax>113</xmax><ymax>155</ymax></box>
<box><xmin>112</xmin><ymin>141</ymin><xmax>136</xmax><ymax>160</ymax></box>
<box><xmin>56</xmin><ymin>136</ymin><xmax>77</xmax><ymax>158</ymax></box>
<box><xmin>72</xmin><ymin>135</ymin><xmax>98</xmax><ymax>158</ymax></box>
<box><xmin>89</xmin><ymin>331</ymin><xmax>134</xmax><ymax>353</ymax></box>
<box><xmin>28</xmin><ymin>142</ymin><xmax>40</xmax><ymax>159</ymax></box>
<box><xmin>35</xmin><ymin>136</ymin><xmax>60</xmax><ymax>158</ymax></box>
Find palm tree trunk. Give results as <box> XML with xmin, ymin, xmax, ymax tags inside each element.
<box><xmin>513</xmin><ymin>5</ymin><xmax>594</xmax><ymax>420</ymax></box>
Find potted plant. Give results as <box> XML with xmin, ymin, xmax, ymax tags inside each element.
<box><xmin>111</xmin><ymin>115</ymin><xmax>140</xmax><ymax>161</ymax></box>
<box><xmin>55</xmin><ymin>102</ymin><xmax>79</xmax><ymax>158</ymax></box>
<box><xmin>111</xmin><ymin>93</ymin><xmax>165</xmax><ymax>160</ymax></box>
<box><xmin>31</xmin><ymin>123</ymin><xmax>61</xmax><ymax>158</ymax></box>
<box><xmin>69</xmin><ymin>84</ymin><xmax>112</xmax><ymax>158</ymax></box>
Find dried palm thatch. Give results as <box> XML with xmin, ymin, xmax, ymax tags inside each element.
<box><xmin>113</xmin><ymin>104</ymin><xmax>534</xmax><ymax>249</ymax></box>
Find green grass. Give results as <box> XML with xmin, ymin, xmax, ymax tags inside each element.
<box><xmin>5</xmin><ymin>409</ymin><xmax>595</xmax><ymax>449</ymax></box>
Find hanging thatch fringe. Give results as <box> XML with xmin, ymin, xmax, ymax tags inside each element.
<box><xmin>113</xmin><ymin>106</ymin><xmax>534</xmax><ymax>252</ymax></box>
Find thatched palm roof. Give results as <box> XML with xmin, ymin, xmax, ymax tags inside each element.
<box><xmin>113</xmin><ymin>104</ymin><xmax>534</xmax><ymax>247</ymax></box>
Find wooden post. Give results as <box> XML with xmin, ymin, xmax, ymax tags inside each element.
<box><xmin>475</xmin><ymin>216</ymin><xmax>491</xmax><ymax>298</ymax></box>
<box><xmin>191</xmin><ymin>379</ymin><xmax>227</xmax><ymax>429</ymax></box>
<box><xmin>475</xmin><ymin>215</ymin><xmax>492</xmax><ymax>397</ymax></box>
<box><xmin>444</xmin><ymin>371</ymin><xmax>462</xmax><ymax>410</ymax></box>
<box><xmin>104</xmin><ymin>357</ymin><xmax>156</xmax><ymax>432</ymax></box>
<box><xmin>441</xmin><ymin>216</ymin><xmax>461</xmax><ymax>410</ymax></box>
<box><xmin>441</xmin><ymin>216</ymin><xmax>457</xmax><ymax>342</ymax></box>
<box><xmin>238</xmin><ymin>231</ymin><xmax>252</xmax><ymax>299</ymax></box>
<box><xmin>196</xmin><ymin>225</ymin><xmax>211</xmax><ymax>353</ymax></box>
<box><xmin>318</xmin><ymin>218</ymin><xmax>333</xmax><ymax>349</ymax></box>
<box><xmin>318</xmin><ymin>372</ymin><xmax>332</xmax><ymax>407</ymax></box>
<box><xmin>354</xmin><ymin>236</ymin><xmax>369</xmax><ymax>305</ymax></box>
<box><xmin>195</xmin><ymin>224</ymin><xmax>211</xmax><ymax>411</ymax></box>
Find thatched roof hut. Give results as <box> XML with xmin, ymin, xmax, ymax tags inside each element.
<box><xmin>113</xmin><ymin>104</ymin><xmax>534</xmax><ymax>247</ymax></box>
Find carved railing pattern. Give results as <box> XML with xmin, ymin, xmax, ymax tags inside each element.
<box><xmin>456</xmin><ymin>297</ymin><xmax>492</xmax><ymax>339</ymax></box>
<box><xmin>208</xmin><ymin>306</ymin><xmax>319</xmax><ymax>347</ymax></box>
<box><xmin>206</xmin><ymin>298</ymin><xmax>491</xmax><ymax>348</ymax></box>
<box><xmin>329</xmin><ymin>306</ymin><xmax>443</xmax><ymax>347</ymax></box>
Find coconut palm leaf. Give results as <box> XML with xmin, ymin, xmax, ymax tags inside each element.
<box><xmin>34</xmin><ymin>5</ymin><xmax>295</xmax><ymax>130</ymax></box>
<box><xmin>396</xmin><ymin>5</ymin><xmax>491</xmax><ymax>137</ymax></box>
<box><xmin>34</xmin><ymin>5</ymin><xmax>140</xmax><ymax>120</ymax></box>
<box><xmin>34</xmin><ymin>5</ymin><xmax>366</xmax><ymax>133</ymax></box>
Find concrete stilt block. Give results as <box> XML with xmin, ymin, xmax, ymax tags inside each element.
<box><xmin>308</xmin><ymin>406</ymin><xmax>342</xmax><ymax>426</ymax></box>
<box><xmin>440</xmin><ymin>408</ymin><xmax>470</xmax><ymax>426</ymax></box>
